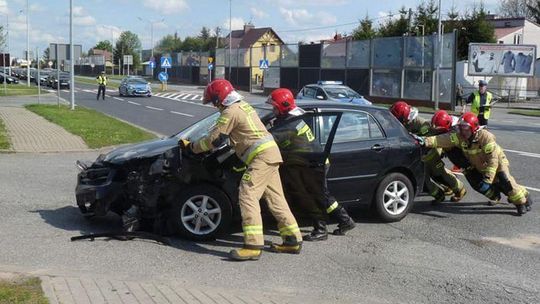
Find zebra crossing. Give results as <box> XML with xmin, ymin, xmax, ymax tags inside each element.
<box><xmin>154</xmin><ymin>92</ymin><xmax>212</xmax><ymax>108</ymax></box>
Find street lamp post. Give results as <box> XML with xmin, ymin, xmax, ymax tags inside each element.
<box><xmin>417</xmin><ymin>25</ymin><xmax>425</xmax><ymax>83</ymax></box>
<box><xmin>102</xmin><ymin>25</ymin><xmax>116</xmax><ymax>76</ymax></box>
<box><xmin>26</xmin><ymin>0</ymin><xmax>30</xmax><ymax>87</ymax></box>
<box><xmin>228</xmin><ymin>0</ymin><xmax>232</xmax><ymax>78</ymax></box>
<box><xmin>69</xmin><ymin>0</ymin><xmax>75</xmax><ymax>110</ymax></box>
<box><xmin>137</xmin><ymin>17</ymin><xmax>164</xmax><ymax>61</ymax></box>
<box><xmin>435</xmin><ymin>0</ymin><xmax>442</xmax><ymax>110</ymax></box>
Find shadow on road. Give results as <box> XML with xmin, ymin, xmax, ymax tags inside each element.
<box><xmin>411</xmin><ymin>200</ymin><xmax>518</xmax><ymax>217</ymax></box>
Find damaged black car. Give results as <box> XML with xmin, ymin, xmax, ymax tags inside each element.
<box><xmin>75</xmin><ymin>101</ymin><xmax>425</xmax><ymax>240</ymax></box>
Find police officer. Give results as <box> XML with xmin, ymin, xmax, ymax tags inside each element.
<box><xmin>463</xmin><ymin>80</ymin><xmax>492</xmax><ymax>126</ymax></box>
<box><xmin>390</xmin><ymin>101</ymin><xmax>466</xmax><ymax>204</ymax></box>
<box><xmin>184</xmin><ymin>79</ymin><xmax>302</xmax><ymax>261</ymax></box>
<box><xmin>267</xmin><ymin>88</ymin><xmax>355</xmax><ymax>241</ymax></box>
<box><xmin>419</xmin><ymin>112</ymin><xmax>533</xmax><ymax>215</ymax></box>
<box><xmin>96</xmin><ymin>71</ymin><xmax>107</xmax><ymax>100</ymax></box>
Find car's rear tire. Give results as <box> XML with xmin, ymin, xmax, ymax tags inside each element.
<box><xmin>374</xmin><ymin>173</ymin><xmax>414</xmax><ymax>222</ymax></box>
<box><xmin>167</xmin><ymin>184</ymin><xmax>232</xmax><ymax>241</ymax></box>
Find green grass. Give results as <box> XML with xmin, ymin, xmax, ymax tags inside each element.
<box><xmin>0</xmin><ymin>117</ymin><xmax>10</xmax><ymax>150</ymax></box>
<box><xmin>75</xmin><ymin>76</ymin><xmax>119</xmax><ymax>89</ymax></box>
<box><xmin>25</xmin><ymin>104</ymin><xmax>156</xmax><ymax>148</ymax></box>
<box><xmin>0</xmin><ymin>84</ymin><xmax>39</xmax><ymax>96</ymax></box>
<box><xmin>0</xmin><ymin>277</ymin><xmax>48</xmax><ymax>304</ymax></box>
<box><xmin>508</xmin><ymin>109</ymin><xmax>540</xmax><ymax>117</ymax></box>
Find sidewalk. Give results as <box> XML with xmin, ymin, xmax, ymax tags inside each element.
<box><xmin>40</xmin><ymin>274</ymin><xmax>287</xmax><ymax>304</ymax></box>
<box><xmin>0</xmin><ymin>94</ymin><xmax>89</xmax><ymax>153</ymax></box>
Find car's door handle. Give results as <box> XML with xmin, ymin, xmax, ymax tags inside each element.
<box><xmin>371</xmin><ymin>144</ymin><xmax>385</xmax><ymax>151</ymax></box>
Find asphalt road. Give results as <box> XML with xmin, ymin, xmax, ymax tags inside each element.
<box><xmin>0</xmin><ymin>84</ymin><xmax>539</xmax><ymax>303</ymax></box>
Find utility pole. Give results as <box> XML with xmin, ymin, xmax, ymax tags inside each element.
<box><xmin>137</xmin><ymin>17</ymin><xmax>164</xmax><ymax>61</ymax></box>
<box><xmin>435</xmin><ymin>0</ymin><xmax>442</xmax><ymax>110</ymax></box>
<box><xmin>26</xmin><ymin>0</ymin><xmax>30</xmax><ymax>87</ymax></box>
<box><xmin>229</xmin><ymin>0</ymin><xmax>232</xmax><ymax>78</ymax></box>
<box><xmin>215</xmin><ymin>27</ymin><xmax>220</xmax><ymax>49</ymax></box>
<box><xmin>69</xmin><ymin>0</ymin><xmax>75</xmax><ymax>110</ymax></box>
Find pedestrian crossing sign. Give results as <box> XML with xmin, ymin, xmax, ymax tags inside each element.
<box><xmin>259</xmin><ymin>59</ymin><xmax>269</xmax><ymax>69</ymax></box>
<box><xmin>160</xmin><ymin>56</ymin><xmax>172</xmax><ymax>68</ymax></box>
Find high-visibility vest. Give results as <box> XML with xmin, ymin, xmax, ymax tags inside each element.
<box><xmin>96</xmin><ymin>75</ymin><xmax>107</xmax><ymax>85</ymax></box>
<box><xmin>471</xmin><ymin>91</ymin><xmax>492</xmax><ymax>119</ymax></box>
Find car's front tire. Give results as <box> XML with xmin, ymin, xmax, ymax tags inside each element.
<box><xmin>374</xmin><ymin>173</ymin><xmax>414</xmax><ymax>222</ymax></box>
<box><xmin>167</xmin><ymin>184</ymin><xmax>232</xmax><ymax>241</ymax></box>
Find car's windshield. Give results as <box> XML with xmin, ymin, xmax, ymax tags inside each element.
<box><xmin>128</xmin><ymin>79</ymin><xmax>147</xmax><ymax>85</ymax></box>
<box><xmin>174</xmin><ymin>105</ymin><xmax>272</xmax><ymax>142</ymax></box>
<box><xmin>325</xmin><ymin>86</ymin><xmax>361</xmax><ymax>99</ymax></box>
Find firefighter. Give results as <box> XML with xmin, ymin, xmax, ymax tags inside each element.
<box><xmin>182</xmin><ymin>79</ymin><xmax>302</xmax><ymax>261</ymax></box>
<box><xmin>417</xmin><ymin>112</ymin><xmax>533</xmax><ymax>215</ymax></box>
<box><xmin>430</xmin><ymin>110</ymin><xmax>500</xmax><ymax>203</ymax></box>
<box><xmin>389</xmin><ymin>101</ymin><xmax>466</xmax><ymax>204</ymax></box>
<box><xmin>463</xmin><ymin>80</ymin><xmax>492</xmax><ymax>126</ymax></box>
<box><xmin>267</xmin><ymin>88</ymin><xmax>355</xmax><ymax>241</ymax></box>
<box><xmin>96</xmin><ymin>71</ymin><xmax>107</xmax><ymax>100</ymax></box>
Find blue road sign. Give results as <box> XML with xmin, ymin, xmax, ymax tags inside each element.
<box><xmin>158</xmin><ymin>71</ymin><xmax>168</xmax><ymax>82</ymax></box>
<box><xmin>259</xmin><ymin>59</ymin><xmax>269</xmax><ymax>69</ymax></box>
<box><xmin>149</xmin><ymin>61</ymin><xmax>156</xmax><ymax>69</ymax></box>
<box><xmin>208</xmin><ymin>63</ymin><xmax>214</xmax><ymax>70</ymax></box>
<box><xmin>160</xmin><ymin>56</ymin><xmax>172</xmax><ymax>68</ymax></box>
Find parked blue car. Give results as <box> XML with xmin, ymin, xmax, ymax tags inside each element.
<box><xmin>119</xmin><ymin>77</ymin><xmax>152</xmax><ymax>97</ymax></box>
<box><xmin>296</xmin><ymin>81</ymin><xmax>372</xmax><ymax>105</ymax></box>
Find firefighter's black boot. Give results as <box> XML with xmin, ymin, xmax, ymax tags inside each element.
<box><xmin>303</xmin><ymin>220</ymin><xmax>328</xmax><ymax>242</ymax></box>
<box><xmin>331</xmin><ymin>206</ymin><xmax>356</xmax><ymax>236</ymax></box>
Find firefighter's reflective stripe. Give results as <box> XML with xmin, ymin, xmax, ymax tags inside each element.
<box><xmin>242</xmin><ymin>172</ymin><xmax>251</xmax><ymax>181</ymax></box>
<box><xmin>325</xmin><ymin>158</ymin><xmax>330</xmax><ymax>165</ymax></box>
<box><xmin>419</xmin><ymin>125</ymin><xmax>430</xmax><ymax>136</ymax></box>
<box><xmin>482</xmin><ymin>166</ymin><xmax>497</xmax><ymax>175</ymax></box>
<box><xmin>450</xmin><ymin>133</ymin><xmax>459</xmax><ymax>144</ymax></box>
<box><xmin>509</xmin><ymin>189</ymin><xmax>528</xmax><ymax>203</ymax></box>
<box><xmin>243</xmin><ymin>225</ymin><xmax>263</xmax><ymax>236</ymax></box>
<box><xmin>279</xmin><ymin>223</ymin><xmax>300</xmax><ymax>236</ymax></box>
<box><xmin>217</xmin><ymin>116</ymin><xmax>229</xmax><ymax>125</ymax></box>
<box><xmin>463</xmin><ymin>148</ymin><xmax>482</xmax><ymax>155</ymax></box>
<box><xmin>240</xmin><ymin>103</ymin><xmax>264</xmax><ymax>138</ymax></box>
<box><xmin>240</xmin><ymin>135</ymin><xmax>277</xmax><ymax>165</ymax></box>
<box><xmin>326</xmin><ymin>201</ymin><xmax>339</xmax><ymax>214</ymax></box>
<box><xmin>232</xmin><ymin>166</ymin><xmax>247</xmax><ymax>172</ymax></box>
<box><xmin>296</xmin><ymin>122</ymin><xmax>315</xmax><ymax>142</ymax></box>
<box><xmin>483</xmin><ymin>142</ymin><xmax>496</xmax><ymax>154</ymax></box>
<box><xmin>199</xmin><ymin>138</ymin><xmax>210</xmax><ymax>152</ymax></box>
<box><xmin>422</xmin><ymin>149</ymin><xmax>439</xmax><ymax>162</ymax></box>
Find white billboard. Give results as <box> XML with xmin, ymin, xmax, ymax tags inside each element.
<box><xmin>468</xmin><ymin>43</ymin><xmax>536</xmax><ymax>77</ymax></box>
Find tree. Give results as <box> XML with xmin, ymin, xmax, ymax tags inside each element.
<box><xmin>156</xmin><ymin>33</ymin><xmax>182</xmax><ymax>53</ymax></box>
<box><xmin>199</xmin><ymin>26</ymin><xmax>211</xmax><ymax>41</ymax></box>
<box><xmin>181</xmin><ymin>36</ymin><xmax>204</xmax><ymax>51</ymax></box>
<box><xmin>352</xmin><ymin>15</ymin><xmax>377</xmax><ymax>40</ymax></box>
<box><xmin>498</xmin><ymin>0</ymin><xmax>536</xmax><ymax>18</ymax></box>
<box><xmin>42</xmin><ymin>47</ymin><xmax>50</xmax><ymax>61</ymax></box>
<box><xmin>93</xmin><ymin>40</ymin><xmax>113</xmax><ymax>53</ymax></box>
<box><xmin>414</xmin><ymin>0</ymin><xmax>439</xmax><ymax>35</ymax></box>
<box><xmin>527</xmin><ymin>0</ymin><xmax>540</xmax><ymax>23</ymax></box>
<box><xmin>377</xmin><ymin>7</ymin><xmax>410</xmax><ymax>37</ymax></box>
<box><xmin>114</xmin><ymin>31</ymin><xmax>142</xmax><ymax>69</ymax></box>
<box><xmin>457</xmin><ymin>4</ymin><xmax>496</xmax><ymax>59</ymax></box>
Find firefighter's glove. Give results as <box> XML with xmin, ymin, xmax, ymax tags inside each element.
<box><xmin>411</xmin><ymin>134</ymin><xmax>425</xmax><ymax>147</ymax></box>
<box><xmin>478</xmin><ymin>181</ymin><xmax>492</xmax><ymax>194</ymax></box>
<box><xmin>179</xmin><ymin>139</ymin><xmax>191</xmax><ymax>151</ymax></box>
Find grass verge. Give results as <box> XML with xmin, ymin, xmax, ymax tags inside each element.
<box><xmin>25</xmin><ymin>104</ymin><xmax>156</xmax><ymax>148</ymax></box>
<box><xmin>508</xmin><ymin>109</ymin><xmax>540</xmax><ymax>117</ymax></box>
<box><xmin>75</xmin><ymin>76</ymin><xmax>119</xmax><ymax>89</ymax></box>
<box><xmin>0</xmin><ymin>277</ymin><xmax>48</xmax><ymax>304</ymax></box>
<box><xmin>0</xmin><ymin>84</ymin><xmax>39</xmax><ymax>96</ymax></box>
<box><xmin>0</xmin><ymin>117</ymin><xmax>10</xmax><ymax>150</ymax></box>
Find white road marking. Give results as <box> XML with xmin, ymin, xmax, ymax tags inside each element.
<box><xmin>174</xmin><ymin>93</ymin><xmax>188</xmax><ymax>99</ymax></box>
<box><xmin>191</xmin><ymin>95</ymin><xmax>200</xmax><ymax>100</ymax></box>
<box><xmin>168</xmin><ymin>93</ymin><xmax>182</xmax><ymax>99</ymax></box>
<box><xmin>127</xmin><ymin>101</ymin><xmax>140</xmax><ymax>105</ymax></box>
<box><xmin>170</xmin><ymin>111</ymin><xmax>194</xmax><ymax>117</ymax></box>
<box><xmin>182</xmin><ymin>94</ymin><xmax>192</xmax><ymax>99</ymax></box>
<box><xmin>113</xmin><ymin>97</ymin><xmax>124</xmax><ymax>101</ymax></box>
<box><xmin>153</xmin><ymin>93</ymin><xmax>213</xmax><ymax>108</ymax></box>
<box><xmin>161</xmin><ymin>93</ymin><xmax>175</xmax><ymax>98</ymax></box>
<box><xmin>518</xmin><ymin>131</ymin><xmax>537</xmax><ymax>135</ymax></box>
<box><xmin>505</xmin><ymin>149</ymin><xmax>540</xmax><ymax>159</ymax></box>
<box><xmin>83</xmin><ymin>89</ymin><xmax>93</xmax><ymax>93</ymax></box>
<box><xmin>525</xmin><ymin>186</ymin><xmax>540</xmax><ymax>192</ymax></box>
<box><xmin>61</xmin><ymin>90</ymin><xmax>69</xmax><ymax>92</ymax></box>
<box><xmin>145</xmin><ymin>106</ymin><xmax>163</xmax><ymax>111</ymax></box>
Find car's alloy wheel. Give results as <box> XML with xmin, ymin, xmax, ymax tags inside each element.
<box><xmin>180</xmin><ymin>195</ymin><xmax>222</xmax><ymax>235</ymax></box>
<box><xmin>374</xmin><ymin>172</ymin><xmax>414</xmax><ymax>222</ymax></box>
<box><xmin>383</xmin><ymin>181</ymin><xmax>409</xmax><ymax>216</ymax></box>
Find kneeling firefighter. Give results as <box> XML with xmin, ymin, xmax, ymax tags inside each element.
<box><xmin>183</xmin><ymin>79</ymin><xmax>303</xmax><ymax>261</ymax></box>
<box><xmin>267</xmin><ymin>88</ymin><xmax>356</xmax><ymax>241</ymax></box>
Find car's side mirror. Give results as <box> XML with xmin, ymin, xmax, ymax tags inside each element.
<box><xmin>316</xmin><ymin>95</ymin><xmax>325</xmax><ymax>100</ymax></box>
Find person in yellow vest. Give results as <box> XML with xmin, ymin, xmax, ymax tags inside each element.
<box><xmin>463</xmin><ymin>80</ymin><xmax>492</xmax><ymax>125</ymax></box>
<box><xmin>181</xmin><ymin>79</ymin><xmax>302</xmax><ymax>261</ymax></box>
<box><xmin>96</xmin><ymin>71</ymin><xmax>107</xmax><ymax>100</ymax></box>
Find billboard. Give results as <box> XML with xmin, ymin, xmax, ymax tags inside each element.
<box><xmin>468</xmin><ymin>43</ymin><xmax>536</xmax><ymax>77</ymax></box>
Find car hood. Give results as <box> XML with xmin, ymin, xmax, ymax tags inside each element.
<box><xmin>103</xmin><ymin>137</ymin><xmax>178</xmax><ymax>164</ymax></box>
<box><xmin>127</xmin><ymin>83</ymin><xmax>149</xmax><ymax>88</ymax></box>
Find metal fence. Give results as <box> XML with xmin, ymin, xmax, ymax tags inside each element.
<box><xmin>214</xmin><ymin>32</ymin><xmax>458</xmax><ymax>108</ymax></box>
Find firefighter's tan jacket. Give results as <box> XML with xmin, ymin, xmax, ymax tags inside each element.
<box><xmin>192</xmin><ymin>100</ymin><xmax>282</xmax><ymax>165</ymax></box>
<box><xmin>424</xmin><ymin>128</ymin><xmax>506</xmax><ymax>184</ymax></box>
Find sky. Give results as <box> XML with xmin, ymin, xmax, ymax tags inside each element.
<box><xmin>1</xmin><ymin>0</ymin><xmax>499</xmax><ymax>59</ymax></box>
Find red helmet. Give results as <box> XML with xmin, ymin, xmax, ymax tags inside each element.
<box><xmin>266</xmin><ymin>88</ymin><xmax>296</xmax><ymax>116</ymax></box>
<box><xmin>431</xmin><ymin>110</ymin><xmax>453</xmax><ymax>132</ymax></box>
<box><xmin>458</xmin><ymin>112</ymin><xmax>480</xmax><ymax>138</ymax></box>
<box><xmin>390</xmin><ymin>101</ymin><xmax>411</xmax><ymax>123</ymax></box>
<box><xmin>203</xmin><ymin>79</ymin><xmax>235</xmax><ymax>106</ymax></box>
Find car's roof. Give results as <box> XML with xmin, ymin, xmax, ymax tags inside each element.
<box><xmin>253</xmin><ymin>100</ymin><xmax>387</xmax><ymax>112</ymax></box>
